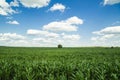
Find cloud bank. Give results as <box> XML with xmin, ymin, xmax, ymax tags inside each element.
<box><xmin>91</xmin><ymin>26</ymin><xmax>120</xmax><ymax>46</ymax></box>
<box><xmin>0</xmin><ymin>16</ymin><xmax>82</xmax><ymax>47</ymax></box>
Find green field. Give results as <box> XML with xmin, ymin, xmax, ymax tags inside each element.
<box><xmin>0</xmin><ymin>47</ymin><xmax>120</xmax><ymax>80</ymax></box>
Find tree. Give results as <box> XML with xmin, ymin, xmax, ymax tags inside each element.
<box><xmin>58</xmin><ymin>44</ymin><xmax>62</xmax><ymax>48</ymax></box>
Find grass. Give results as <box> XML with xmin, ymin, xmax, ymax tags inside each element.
<box><xmin>0</xmin><ymin>47</ymin><xmax>120</xmax><ymax>80</ymax></box>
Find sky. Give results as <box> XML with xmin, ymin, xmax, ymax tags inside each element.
<box><xmin>0</xmin><ymin>0</ymin><xmax>120</xmax><ymax>47</ymax></box>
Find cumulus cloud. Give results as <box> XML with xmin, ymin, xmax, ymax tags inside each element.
<box><xmin>0</xmin><ymin>32</ymin><xmax>81</xmax><ymax>47</ymax></box>
<box><xmin>0</xmin><ymin>16</ymin><xmax>83</xmax><ymax>47</ymax></box>
<box><xmin>91</xmin><ymin>26</ymin><xmax>120</xmax><ymax>46</ymax></box>
<box><xmin>0</xmin><ymin>33</ymin><xmax>28</xmax><ymax>46</ymax></box>
<box><xmin>0</xmin><ymin>33</ymin><xmax>25</xmax><ymax>41</ymax></box>
<box><xmin>49</xmin><ymin>3</ymin><xmax>66</xmax><ymax>12</ymax></box>
<box><xmin>31</xmin><ymin>34</ymin><xmax>81</xmax><ymax>46</ymax></box>
<box><xmin>10</xmin><ymin>0</ymin><xmax>19</xmax><ymax>7</ymax></box>
<box><xmin>62</xmin><ymin>34</ymin><xmax>80</xmax><ymax>41</ymax></box>
<box><xmin>6</xmin><ymin>20</ymin><xmax>19</xmax><ymax>25</ymax></box>
<box><xmin>93</xmin><ymin>26</ymin><xmax>120</xmax><ymax>35</ymax></box>
<box><xmin>0</xmin><ymin>0</ymin><xmax>17</xmax><ymax>16</ymax></box>
<box><xmin>43</xmin><ymin>16</ymin><xmax>83</xmax><ymax>32</ymax></box>
<box><xmin>26</xmin><ymin>29</ymin><xmax>81</xmax><ymax>46</ymax></box>
<box><xmin>33</xmin><ymin>38</ymin><xmax>55</xmax><ymax>43</ymax></box>
<box><xmin>27</xmin><ymin>29</ymin><xmax>59</xmax><ymax>38</ymax></box>
<box><xmin>26</xmin><ymin>16</ymin><xmax>82</xmax><ymax>46</ymax></box>
<box><xmin>103</xmin><ymin>0</ymin><xmax>120</xmax><ymax>5</ymax></box>
<box><xmin>91</xmin><ymin>34</ymin><xmax>114</xmax><ymax>41</ymax></box>
<box><xmin>19</xmin><ymin>0</ymin><xmax>50</xmax><ymax>8</ymax></box>
<box><xmin>0</xmin><ymin>0</ymin><xmax>51</xmax><ymax>16</ymax></box>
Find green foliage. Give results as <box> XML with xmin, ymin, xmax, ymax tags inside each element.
<box><xmin>58</xmin><ymin>44</ymin><xmax>62</xmax><ymax>48</ymax></box>
<box><xmin>0</xmin><ymin>47</ymin><xmax>120</xmax><ymax>80</ymax></box>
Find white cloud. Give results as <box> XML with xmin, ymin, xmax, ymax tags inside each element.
<box><xmin>66</xmin><ymin>16</ymin><xmax>83</xmax><ymax>25</ymax></box>
<box><xmin>19</xmin><ymin>0</ymin><xmax>50</xmax><ymax>8</ymax></box>
<box><xmin>0</xmin><ymin>0</ymin><xmax>51</xmax><ymax>16</ymax></box>
<box><xmin>33</xmin><ymin>38</ymin><xmax>54</xmax><ymax>43</ymax></box>
<box><xmin>0</xmin><ymin>33</ymin><xmax>25</xmax><ymax>41</ymax></box>
<box><xmin>32</xmin><ymin>34</ymin><xmax>81</xmax><ymax>46</ymax></box>
<box><xmin>0</xmin><ymin>33</ymin><xmax>28</xmax><ymax>46</ymax></box>
<box><xmin>0</xmin><ymin>0</ymin><xmax>17</xmax><ymax>16</ymax></box>
<box><xmin>62</xmin><ymin>34</ymin><xmax>80</xmax><ymax>41</ymax></box>
<box><xmin>43</xmin><ymin>22</ymin><xmax>77</xmax><ymax>32</ymax></box>
<box><xmin>6</xmin><ymin>20</ymin><xmax>19</xmax><ymax>25</ymax></box>
<box><xmin>26</xmin><ymin>29</ymin><xmax>81</xmax><ymax>46</ymax></box>
<box><xmin>27</xmin><ymin>29</ymin><xmax>59</xmax><ymax>38</ymax></box>
<box><xmin>0</xmin><ymin>16</ymin><xmax>83</xmax><ymax>47</ymax></box>
<box><xmin>43</xmin><ymin>16</ymin><xmax>83</xmax><ymax>32</ymax></box>
<box><xmin>103</xmin><ymin>0</ymin><xmax>120</xmax><ymax>5</ymax></box>
<box><xmin>0</xmin><ymin>31</ymin><xmax>81</xmax><ymax>47</ymax></box>
<box><xmin>91</xmin><ymin>34</ymin><xmax>114</xmax><ymax>41</ymax></box>
<box><xmin>93</xmin><ymin>26</ymin><xmax>120</xmax><ymax>35</ymax></box>
<box><xmin>25</xmin><ymin>16</ymin><xmax>83</xmax><ymax>46</ymax></box>
<box><xmin>49</xmin><ymin>3</ymin><xmax>66</xmax><ymax>12</ymax></box>
<box><xmin>91</xmin><ymin>26</ymin><xmax>120</xmax><ymax>46</ymax></box>
<box><xmin>10</xmin><ymin>0</ymin><xmax>19</xmax><ymax>7</ymax></box>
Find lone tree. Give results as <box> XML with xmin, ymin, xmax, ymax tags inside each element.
<box><xmin>58</xmin><ymin>44</ymin><xmax>62</xmax><ymax>48</ymax></box>
<box><xmin>111</xmin><ymin>46</ymin><xmax>114</xmax><ymax>49</ymax></box>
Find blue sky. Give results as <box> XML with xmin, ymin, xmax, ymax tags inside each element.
<box><xmin>0</xmin><ymin>0</ymin><xmax>120</xmax><ymax>47</ymax></box>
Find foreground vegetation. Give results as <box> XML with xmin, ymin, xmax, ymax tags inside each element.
<box><xmin>0</xmin><ymin>47</ymin><xmax>120</xmax><ymax>80</ymax></box>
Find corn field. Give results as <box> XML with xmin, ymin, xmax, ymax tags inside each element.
<box><xmin>0</xmin><ymin>47</ymin><xmax>120</xmax><ymax>80</ymax></box>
